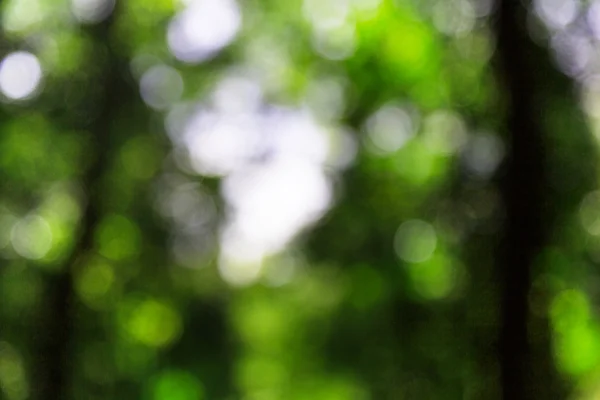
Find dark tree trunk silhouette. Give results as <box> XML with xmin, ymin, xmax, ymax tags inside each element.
<box><xmin>34</xmin><ymin>4</ymin><xmax>135</xmax><ymax>399</ymax></box>
<box><xmin>494</xmin><ymin>1</ymin><xmax>542</xmax><ymax>398</ymax></box>
<box><xmin>493</xmin><ymin>1</ymin><xmax>575</xmax><ymax>398</ymax></box>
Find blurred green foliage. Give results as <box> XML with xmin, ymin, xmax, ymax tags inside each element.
<box><xmin>1</xmin><ymin>0</ymin><xmax>600</xmax><ymax>399</ymax></box>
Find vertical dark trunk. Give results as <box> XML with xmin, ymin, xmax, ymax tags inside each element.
<box><xmin>493</xmin><ymin>1</ymin><xmax>545</xmax><ymax>399</ymax></box>
<box><xmin>492</xmin><ymin>0</ymin><xmax>576</xmax><ymax>397</ymax></box>
<box><xmin>35</xmin><ymin>5</ymin><xmax>130</xmax><ymax>399</ymax></box>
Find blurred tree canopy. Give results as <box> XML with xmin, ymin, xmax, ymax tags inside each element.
<box><xmin>2</xmin><ymin>0</ymin><xmax>600</xmax><ymax>399</ymax></box>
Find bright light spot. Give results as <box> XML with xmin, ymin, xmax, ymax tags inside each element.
<box><xmin>422</xmin><ymin>110</ymin><xmax>468</xmax><ymax>154</ymax></box>
<box><xmin>167</xmin><ymin>0</ymin><xmax>241</xmax><ymax>63</ymax></box>
<box><xmin>304</xmin><ymin>0</ymin><xmax>356</xmax><ymax>59</ymax></box>
<box><xmin>71</xmin><ymin>0</ymin><xmax>115</xmax><ymax>23</ymax></box>
<box><xmin>212</xmin><ymin>75</ymin><xmax>263</xmax><ymax>114</ymax></box>
<box><xmin>264</xmin><ymin>107</ymin><xmax>331</xmax><ymax>165</ymax></box>
<box><xmin>184</xmin><ymin>111</ymin><xmax>262</xmax><ymax>176</ymax></box>
<box><xmin>303</xmin><ymin>0</ymin><xmax>350</xmax><ymax>30</ymax></box>
<box><xmin>244</xmin><ymin>37</ymin><xmax>291</xmax><ymax>93</ymax></box>
<box><xmin>588</xmin><ymin>2</ymin><xmax>600</xmax><ymax>40</ymax></box>
<box><xmin>41</xmin><ymin>184</ymin><xmax>82</xmax><ymax>224</ymax></box>
<box><xmin>140</xmin><ymin>65</ymin><xmax>184</xmax><ymax>110</ymax></box>
<box><xmin>3</xmin><ymin>0</ymin><xmax>45</xmax><ymax>33</ymax></box>
<box><xmin>463</xmin><ymin>133</ymin><xmax>504</xmax><ymax>179</ymax></box>
<box><xmin>124</xmin><ymin>299</ymin><xmax>183</xmax><ymax>348</ymax></box>
<box><xmin>172</xmin><ymin>78</ymin><xmax>340</xmax><ymax>285</ymax></box>
<box><xmin>551</xmin><ymin>32</ymin><xmax>592</xmax><ymax>77</ymax></box>
<box><xmin>218</xmin><ymin>231</ymin><xmax>267</xmax><ymax>287</ymax></box>
<box><xmin>0</xmin><ymin>52</ymin><xmax>43</xmax><ymax>101</ymax></box>
<box><xmin>556</xmin><ymin>323</ymin><xmax>600</xmax><ymax>376</ymax></box>
<box><xmin>11</xmin><ymin>215</ymin><xmax>53</xmax><ymax>260</ymax></box>
<box><xmin>534</xmin><ymin>0</ymin><xmax>578</xmax><ymax>29</ymax></box>
<box><xmin>184</xmin><ymin>107</ymin><xmax>332</xmax><ymax>176</ymax></box>
<box><xmin>394</xmin><ymin>220</ymin><xmax>437</xmax><ymax>263</ymax></box>
<box><xmin>222</xmin><ymin>158</ymin><xmax>332</xmax><ymax>253</ymax></box>
<box><xmin>580</xmin><ymin>191</ymin><xmax>600</xmax><ymax>236</ymax></box>
<box><xmin>312</xmin><ymin>23</ymin><xmax>357</xmax><ymax>60</ymax></box>
<box><xmin>218</xmin><ymin>158</ymin><xmax>331</xmax><ymax>286</ymax></box>
<box><xmin>550</xmin><ymin>290</ymin><xmax>600</xmax><ymax>376</ymax></box>
<box><xmin>365</xmin><ymin>104</ymin><xmax>417</xmax><ymax>154</ymax></box>
<box><xmin>432</xmin><ymin>0</ymin><xmax>476</xmax><ymax>37</ymax></box>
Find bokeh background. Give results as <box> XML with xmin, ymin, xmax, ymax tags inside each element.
<box><xmin>0</xmin><ymin>0</ymin><xmax>599</xmax><ymax>398</ymax></box>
